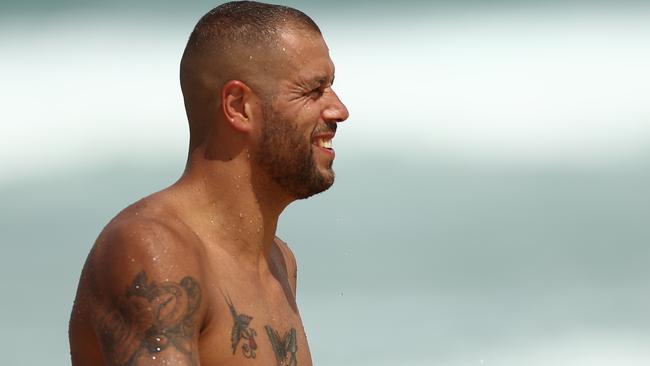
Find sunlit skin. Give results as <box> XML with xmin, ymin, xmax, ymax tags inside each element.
<box><xmin>256</xmin><ymin>31</ymin><xmax>347</xmax><ymax>199</ymax></box>
<box><xmin>69</xmin><ymin>25</ymin><xmax>348</xmax><ymax>366</ymax></box>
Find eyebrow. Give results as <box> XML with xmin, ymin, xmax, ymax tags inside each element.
<box><xmin>309</xmin><ymin>74</ymin><xmax>335</xmax><ymax>87</ymax></box>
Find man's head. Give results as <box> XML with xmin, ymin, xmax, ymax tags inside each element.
<box><xmin>180</xmin><ymin>1</ymin><xmax>349</xmax><ymax>199</ymax></box>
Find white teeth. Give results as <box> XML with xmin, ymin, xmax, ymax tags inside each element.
<box><xmin>317</xmin><ymin>138</ymin><xmax>332</xmax><ymax>149</ymax></box>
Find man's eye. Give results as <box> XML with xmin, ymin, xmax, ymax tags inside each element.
<box><xmin>308</xmin><ymin>88</ymin><xmax>324</xmax><ymax>98</ymax></box>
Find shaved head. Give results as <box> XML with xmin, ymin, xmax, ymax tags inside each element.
<box><xmin>180</xmin><ymin>1</ymin><xmax>322</xmax><ymax>149</ymax></box>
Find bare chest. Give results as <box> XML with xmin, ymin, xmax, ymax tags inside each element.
<box><xmin>198</xmin><ymin>289</ymin><xmax>313</xmax><ymax>366</ymax></box>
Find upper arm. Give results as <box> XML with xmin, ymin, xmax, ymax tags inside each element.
<box><xmin>274</xmin><ymin>236</ymin><xmax>298</xmax><ymax>296</ymax></box>
<box><xmin>88</xmin><ymin>219</ymin><xmax>205</xmax><ymax>366</ymax></box>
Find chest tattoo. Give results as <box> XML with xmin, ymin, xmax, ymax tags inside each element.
<box><xmin>224</xmin><ymin>295</ymin><xmax>258</xmax><ymax>359</ymax></box>
<box><xmin>265</xmin><ymin>325</ymin><xmax>298</xmax><ymax>366</ymax></box>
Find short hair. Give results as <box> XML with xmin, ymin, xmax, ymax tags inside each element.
<box><xmin>186</xmin><ymin>1</ymin><xmax>321</xmax><ymax>52</ymax></box>
<box><xmin>180</xmin><ymin>1</ymin><xmax>322</xmax><ymax>149</ymax></box>
<box><xmin>180</xmin><ymin>1</ymin><xmax>322</xmax><ymax>91</ymax></box>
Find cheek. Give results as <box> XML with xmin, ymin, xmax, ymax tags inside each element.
<box><xmin>298</xmin><ymin>104</ymin><xmax>322</xmax><ymax>125</ymax></box>
<box><xmin>301</xmin><ymin>102</ymin><xmax>322</xmax><ymax>118</ymax></box>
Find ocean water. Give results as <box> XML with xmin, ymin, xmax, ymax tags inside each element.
<box><xmin>1</xmin><ymin>155</ymin><xmax>649</xmax><ymax>365</ymax></box>
<box><xmin>2</xmin><ymin>1</ymin><xmax>650</xmax><ymax>364</ymax></box>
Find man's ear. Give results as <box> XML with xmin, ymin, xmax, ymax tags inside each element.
<box><xmin>221</xmin><ymin>80</ymin><xmax>256</xmax><ymax>133</ymax></box>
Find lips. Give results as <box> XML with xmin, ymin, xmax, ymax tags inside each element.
<box><xmin>311</xmin><ymin>122</ymin><xmax>337</xmax><ymax>152</ymax></box>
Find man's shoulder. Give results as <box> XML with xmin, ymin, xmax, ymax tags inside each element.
<box><xmin>85</xmin><ymin>196</ymin><xmax>205</xmax><ymax>298</ymax></box>
<box><xmin>273</xmin><ymin>236</ymin><xmax>296</xmax><ymax>264</ymax></box>
<box><xmin>103</xmin><ymin>191</ymin><xmax>201</xmax><ymax>247</ymax></box>
<box><xmin>72</xmin><ymin>197</ymin><xmax>208</xmax><ymax>366</ymax></box>
<box><xmin>97</xmin><ymin>200</ymin><xmax>200</xmax><ymax>259</ymax></box>
<box><xmin>273</xmin><ymin>236</ymin><xmax>297</xmax><ymax>290</ymax></box>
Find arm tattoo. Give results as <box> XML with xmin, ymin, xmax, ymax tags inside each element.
<box><xmin>224</xmin><ymin>294</ymin><xmax>258</xmax><ymax>358</ymax></box>
<box><xmin>265</xmin><ymin>325</ymin><xmax>297</xmax><ymax>366</ymax></box>
<box><xmin>99</xmin><ymin>271</ymin><xmax>201</xmax><ymax>366</ymax></box>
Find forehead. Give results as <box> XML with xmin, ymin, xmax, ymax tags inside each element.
<box><xmin>275</xmin><ymin>30</ymin><xmax>335</xmax><ymax>84</ymax></box>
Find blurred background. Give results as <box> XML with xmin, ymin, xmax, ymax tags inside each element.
<box><xmin>2</xmin><ymin>0</ymin><xmax>650</xmax><ymax>365</ymax></box>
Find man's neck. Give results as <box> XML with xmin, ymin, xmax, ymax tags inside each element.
<box><xmin>172</xmin><ymin>146</ymin><xmax>293</xmax><ymax>262</ymax></box>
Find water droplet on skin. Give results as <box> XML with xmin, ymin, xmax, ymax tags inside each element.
<box><xmin>282</xmin><ymin>47</ymin><xmax>286</xmax><ymax>52</ymax></box>
<box><xmin>249</xmin><ymin>55</ymin><xmax>253</xmax><ymax>60</ymax></box>
<box><xmin>239</xmin><ymin>213</ymin><xmax>244</xmax><ymax>218</ymax></box>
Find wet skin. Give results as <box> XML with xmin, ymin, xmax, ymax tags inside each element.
<box><xmin>69</xmin><ymin>197</ymin><xmax>310</xmax><ymax>366</ymax></box>
<box><xmin>69</xmin><ymin>29</ymin><xmax>348</xmax><ymax>366</ymax></box>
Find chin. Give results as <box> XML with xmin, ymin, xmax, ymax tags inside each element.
<box><xmin>292</xmin><ymin>171</ymin><xmax>335</xmax><ymax>200</ymax></box>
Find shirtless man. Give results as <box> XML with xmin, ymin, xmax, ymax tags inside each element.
<box><xmin>69</xmin><ymin>2</ymin><xmax>349</xmax><ymax>365</ymax></box>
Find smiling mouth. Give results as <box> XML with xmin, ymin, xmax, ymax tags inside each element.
<box><xmin>314</xmin><ymin>137</ymin><xmax>333</xmax><ymax>149</ymax></box>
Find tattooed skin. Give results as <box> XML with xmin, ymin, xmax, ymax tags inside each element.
<box><xmin>99</xmin><ymin>271</ymin><xmax>201</xmax><ymax>366</ymax></box>
<box><xmin>265</xmin><ymin>326</ymin><xmax>297</xmax><ymax>366</ymax></box>
<box><xmin>224</xmin><ymin>295</ymin><xmax>258</xmax><ymax>358</ymax></box>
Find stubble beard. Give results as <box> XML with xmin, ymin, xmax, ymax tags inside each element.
<box><xmin>255</xmin><ymin>102</ymin><xmax>335</xmax><ymax>200</ymax></box>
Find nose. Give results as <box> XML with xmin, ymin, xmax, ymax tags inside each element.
<box><xmin>322</xmin><ymin>89</ymin><xmax>349</xmax><ymax>123</ymax></box>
